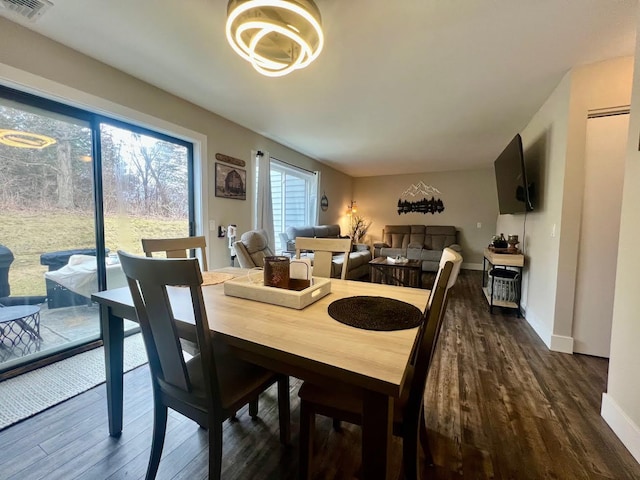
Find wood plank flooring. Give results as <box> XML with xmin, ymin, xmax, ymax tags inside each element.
<box><xmin>0</xmin><ymin>270</ymin><xmax>639</xmax><ymax>479</ymax></box>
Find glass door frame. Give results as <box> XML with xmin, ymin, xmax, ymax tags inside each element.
<box><xmin>0</xmin><ymin>84</ymin><xmax>196</xmax><ymax>374</ymax></box>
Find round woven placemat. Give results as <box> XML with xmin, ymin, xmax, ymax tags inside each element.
<box><xmin>327</xmin><ymin>296</ymin><xmax>422</xmax><ymax>331</ymax></box>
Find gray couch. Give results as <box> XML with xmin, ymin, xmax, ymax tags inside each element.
<box><xmin>281</xmin><ymin>224</ymin><xmax>372</xmax><ymax>280</ymax></box>
<box><xmin>373</xmin><ymin>225</ymin><xmax>462</xmax><ymax>273</ymax></box>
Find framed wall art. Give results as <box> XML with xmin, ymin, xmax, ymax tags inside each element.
<box><xmin>215</xmin><ymin>162</ymin><xmax>246</xmax><ymax>200</ymax></box>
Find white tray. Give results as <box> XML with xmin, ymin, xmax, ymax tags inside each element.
<box><xmin>223</xmin><ymin>275</ymin><xmax>331</xmax><ymax>309</ymax></box>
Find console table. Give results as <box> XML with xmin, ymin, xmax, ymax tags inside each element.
<box><xmin>482</xmin><ymin>248</ymin><xmax>524</xmax><ymax>315</ymax></box>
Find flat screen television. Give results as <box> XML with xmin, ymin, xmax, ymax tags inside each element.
<box><xmin>494</xmin><ymin>134</ymin><xmax>533</xmax><ymax>214</ymax></box>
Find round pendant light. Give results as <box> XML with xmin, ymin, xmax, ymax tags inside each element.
<box><xmin>226</xmin><ymin>0</ymin><xmax>324</xmax><ymax>77</ymax></box>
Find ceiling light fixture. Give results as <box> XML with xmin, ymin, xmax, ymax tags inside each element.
<box><xmin>0</xmin><ymin>129</ymin><xmax>56</xmax><ymax>149</ymax></box>
<box><xmin>225</xmin><ymin>0</ymin><xmax>324</xmax><ymax>77</ymax></box>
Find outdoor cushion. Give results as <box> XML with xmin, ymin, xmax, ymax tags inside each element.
<box><xmin>44</xmin><ymin>254</ymin><xmax>127</xmax><ymax>298</ymax></box>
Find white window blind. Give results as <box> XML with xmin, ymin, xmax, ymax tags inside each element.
<box><xmin>267</xmin><ymin>159</ymin><xmax>317</xmax><ymax>252</ymax></box>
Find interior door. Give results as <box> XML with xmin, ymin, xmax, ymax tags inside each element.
<box><xmin>572</xmin><ymin>113</ymin><xmax>630</xmax><ymax>357</ymax></box>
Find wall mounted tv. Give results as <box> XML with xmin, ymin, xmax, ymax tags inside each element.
<box><xmin>494</xmin><ymin>133</ymin><xmax>533</xmax><ymax>214</ymax></box>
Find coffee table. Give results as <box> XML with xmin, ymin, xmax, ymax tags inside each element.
<box><xmin>0</xmin><ymin>305</ymin><xmax>42</xmax><ymax>361</ymax></box>
<box><xmin>369</xmin><ymin>257</ymin><xmax>422</xmax><ymax>288</ymax></box>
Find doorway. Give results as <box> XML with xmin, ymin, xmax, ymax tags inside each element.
<box><xmin>572</xmin><ymin>111</ymin><xmax>630</xmax><ymax>357</ymax></box>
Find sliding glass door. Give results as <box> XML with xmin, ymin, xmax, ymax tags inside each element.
<box><xmin>100</xmin><ymin>122</ymin><xmax>192</xmax><ymax>260</ymax></box>
<box><xmin>0</xmin><ymin>86</ymin><xmax>194</xmax><ymax>376</ymax></box>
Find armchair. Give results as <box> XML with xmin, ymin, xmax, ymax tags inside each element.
<box><xmin>233</xmin><ymin>230</ymin><xmax>274</xmax><ymax>268</ymax></box>
<box><xmin>278</xmin><ymin>232</ymin><xmax>296</xmax><ymax>255</ymax></box>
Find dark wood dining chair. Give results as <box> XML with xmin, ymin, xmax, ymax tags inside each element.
<box><xmin>118</xmin><ymin>250</ymin><xmax>290</xmax><ymax>480</ymax></box>
<box><xmin>298</xmin><ymin>260</ymin><xmax>454</xmax><ymax>480</ymax></box>
<box><xmin>141</xmin><ymin>235</ymin><xmax>208</xmax><ymax>271</ymax></box>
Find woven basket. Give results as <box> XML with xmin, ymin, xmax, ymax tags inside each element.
<box><xmin>488</xmin><ymin>272</ymin><xmax>520</xmax><ymax>303</ymax></box>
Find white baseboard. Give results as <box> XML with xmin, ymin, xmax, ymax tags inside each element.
<box><xmin>601</xmin><ymin>393</ymin><xmax>640</xmax><ymax>464</ymax></box>
<box><xmin>520</xmin><ymin>310</ymin><xmax>574</xmax><ymax>353</ymax></box>
<box><xmin>550</xmin><ymin>334</ymin><xmax>574</xmax><ymax>354</ymax></box>
<box><xmin>522</xmin><ymin>311</ymin><xmax>552</xmax><ymax>349</ymax></box>
<box><xmin>462</xmin><ymin>262</ymin><xmax>483</xmax><ymax>271</ymax></box>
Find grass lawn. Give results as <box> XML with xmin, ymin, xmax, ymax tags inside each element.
<box><xmin>0</xmin><ymin>209</ymin><xmax>187</xmax><ymax>296</ymax></box>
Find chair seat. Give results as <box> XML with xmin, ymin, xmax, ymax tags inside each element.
<box><xmin>298</xmin><ymin>381</ymin><xmax>407</xmax><ymax>428</ymax></box>
<box><xmin>186</xmin><ymin>350</ymin><xmax>278</xmax><ymax>411</ymax></box>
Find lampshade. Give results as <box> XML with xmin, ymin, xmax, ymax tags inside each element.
<box><xmin>226</xmin><ymin>0</ymin><xmax>324</xmax><ymax>77</ymax></box>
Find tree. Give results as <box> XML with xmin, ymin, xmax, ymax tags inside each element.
<box><xmin>0</xmin><ymin>105</ymin><xmax>92</xmax><ymax>210</ymax></box>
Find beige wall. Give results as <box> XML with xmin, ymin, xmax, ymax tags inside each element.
<box><xmin>603</xmin><ymin>12</ymin><xmax>640</xmax><ymax>463</ymax></box>
<box><xmin>497</xmin><ymin>73</ymin><xmax>572</xmax><ymax>348</ymax></box>
<box><xmin>317</xmin><ymin>169</ymin><xmax>353</xmax><ymax>228</ymax></box>
<box><xmin>0</xmin><ymin>17</ymin><xmax>353</xmax><ymax>267</ymax></box>
<box><xmin>353</xmin><ymin>168</ymin><xmax>498</xmax><ymax>267</ymax></box>
<box><xmin>498</xmin><ymin>56</ymin><xmax>634</xmax><ymax>352</ymax></box>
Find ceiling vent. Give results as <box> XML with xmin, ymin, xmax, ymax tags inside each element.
<box><xmin>0</xmin><ymin>0</ymin><xmax>53</xmax><ymax>22</ymax></box>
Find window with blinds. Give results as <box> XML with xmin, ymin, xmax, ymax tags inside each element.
<box><xmin>270</xmin><ymin>159</ymin><xmax>317</xmax><ymax>252</ymax></box>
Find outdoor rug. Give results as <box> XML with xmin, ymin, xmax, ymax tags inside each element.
<box><xmin>0</xmin><ymin>333</ymin><xmax>147</xmax><ymax>430</ymax></box>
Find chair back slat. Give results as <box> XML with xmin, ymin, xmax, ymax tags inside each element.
<box><xmin>119</xmin><ymin>251</ymin><xmax>217</xmax><ymax>399</ymax></box>
<box><xmin>141</xmin><ymin>236</ymin><xmax>208</xmax><ymax>271</ymax></box>
<box><xmin>295</xmin><ymin>237</ymin><xmax>352</xmax><ymax>280</ymax></box>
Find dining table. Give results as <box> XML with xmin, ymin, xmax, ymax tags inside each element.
<box><xmin>91</xmin><ymin>268</ymin><xmax>429</xmax><ymax>480</ymax></box>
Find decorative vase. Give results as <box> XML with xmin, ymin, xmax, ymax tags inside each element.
<box><xmin>263</xmin><ymin>256</ymin><xmax>290</xmax><ymax>289</ymax></box>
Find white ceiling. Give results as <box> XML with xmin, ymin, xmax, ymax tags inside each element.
<box><xmin>2</xmin><ymin>0</ymin><xmax>637</xmax><ymax>177</ymax></box>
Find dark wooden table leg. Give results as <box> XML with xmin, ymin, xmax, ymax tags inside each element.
<box><xmin>101</xmin><ymin>304</ymin><xmax>124</xmax><ymax>436</ymax></box>
<box><xmin>362</xmin><ymin>391</ymin><xmax>393</xmax><ymax>480</ymax></box>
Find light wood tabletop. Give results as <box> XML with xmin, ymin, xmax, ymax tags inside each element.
<box><xmin>93</xmin><ymin>273</ymin><xmax>429</xmax><ymax>480</ymax></box>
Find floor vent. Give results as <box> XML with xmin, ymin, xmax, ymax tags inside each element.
<box><xmin>0</xmin><ymin>0</ymin><xmax>53</xmax><ymax>22</ymax></box>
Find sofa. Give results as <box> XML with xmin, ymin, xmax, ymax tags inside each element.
<box><xmin>281</xmin><ymin>224</ymin><xmax>372</xmax><ymax>280</ymax></box>
<box><xmin>373</xmin><ymin>225</ymin><xmax>462</xmax><ymax>274</ymax></box>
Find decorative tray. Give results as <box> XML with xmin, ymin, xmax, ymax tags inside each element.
<box><xmin>223</xmin><ymin>275</ymin><xmax>331</xmax><ymax>310</ymax></box>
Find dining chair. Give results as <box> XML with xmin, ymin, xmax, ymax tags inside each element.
<box><xmin>118</xmin><ymin>251</ymin><xmax>290</xmax><ymax>480</ymax></box>
<box><xmin>429</xmin><ymin>247</ymin><xmax>463</xmax><ymax>308</ymax></box>
<box><xmin>294</xmin><ymin>237</ymin><xmax>352</xmax><ymax>280</ymax></box>
<box><xmin>428</xmin><ymin>248</ymin><xmax>463</xmax><ymax>355</ymax></box>
<box><xmin>298</xmin><ymin>260</ymin><xmax>455</xmax><ymax>480</ymax></box>
<box><xmin>141</xmin><ymin>235</ymin><xmax>208</xmax><ymax>271</ymax></box>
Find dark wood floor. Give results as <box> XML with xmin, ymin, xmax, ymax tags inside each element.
<box><xmin>1</xmin><ymin>270</ymin><xmax>639</xmax><ymax>479</ymax></box>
